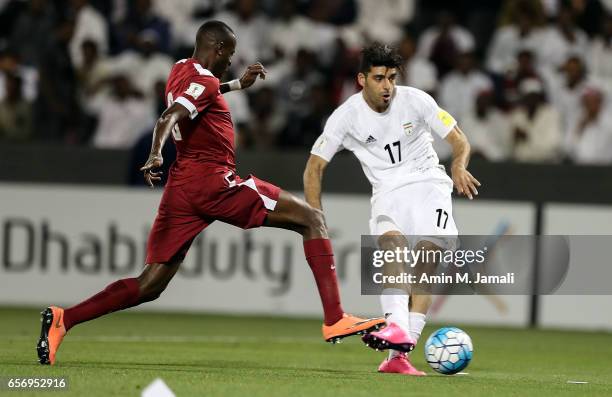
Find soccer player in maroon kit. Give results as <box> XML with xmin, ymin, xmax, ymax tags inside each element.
<box><xmin>37</xmin><ymin>21</ymin><xmax>385</xmax><ymax>365</ymax></box>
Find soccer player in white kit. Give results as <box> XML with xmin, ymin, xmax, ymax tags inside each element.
<box><xmin>304</xmin><ymin>43</ymin><xmax>480</xmax><ymax>375</ymax></box>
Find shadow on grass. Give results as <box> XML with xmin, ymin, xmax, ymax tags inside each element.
<box><xmin>5</xmin><ymin>359</ymin><xmax>368</xmax><ymax>379</ymax></box>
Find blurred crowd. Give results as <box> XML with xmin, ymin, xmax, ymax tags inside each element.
<box><xmin>0</xmin><ymin>0</ymin><xmax>611</xmax><ymax>166</ymax></box>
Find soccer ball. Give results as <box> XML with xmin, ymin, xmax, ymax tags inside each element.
<box><xmin>424</xmin><ymin>327</ymin><xmax>473</xmax><ymax>375</ymax></box>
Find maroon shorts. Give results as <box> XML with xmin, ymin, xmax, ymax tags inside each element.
<box><xmin>146</xmin><ymin>169</ymin><xmax>281</xmax><ymax>263</ymax></box>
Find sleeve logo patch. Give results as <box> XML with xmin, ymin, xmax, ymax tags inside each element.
<box><xmin>315</xmin><ymin>136</ymin><xmax>327</xmax><ymax>150</ymax></box>
<box><xmin>185</xmin><ymin>83</ymin><xmax>205</xmax><ymax>99</ymax></box>
<box><xmin>437</xmin><ymin>109</ymin><xmax>455</xmax><ymax>127</ymax></box>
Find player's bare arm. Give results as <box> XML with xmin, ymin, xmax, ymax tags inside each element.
<box><xmin>220</xmin><ymin>62</ymin><xmax>267</xmax><ymax>94</ymax></box>
<box><xmin>303</xmin><ymin>154</ymin><xmax>329</xmax><ymax>210</ymax></box>
<box><xmin>445</xmin><ymin>126</ymin><xmax>481</xmax><ymax>200</ymax></box>
<box><xmin>140</xmin><ymin>102</ymin><xmax>190</xmax><ymax>188</ymax></box>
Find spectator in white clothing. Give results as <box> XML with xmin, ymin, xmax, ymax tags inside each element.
<box><xmin>417</xmin><ymin>10</ymin><xmax>475</xmax><ymax>77</ymax></box>
<box><xmin>224</xmin><ymin>89</ymin><xmax>252</xmax><ymax>147</ymax></box>
<box><xmin>242</xmin><ymin>86</ymin><xmax>285</xmax><ymax>148</ymax></box>
<box><xmin>510</xmin><ymin>78</ymin><xmax>562</xmax><ymax>163</ymax></box>
<box><xmin>568</xmin><ymin>88</ymin><xmax>612</xmax><ymax>165</ymax></box>
<box><xmin>354</xmin><ymin>0</ymin><xmax>415</xmax><ymax>44</ymax></box>
<box><xmin>269</xmin><ymin>0</ymin><xmax>320</xmax><ymax>61</ymax></box>
<box><xmin>502</xmin><ymin>49</ymin><xmax>541</xmax><ymax>108</ymax></box>
<box><xmin>277</xmin><ymin>48</ymin><xmax>325</xmax><ymax>115</ymax></box>
<box><xmin>546</xmin><ymin>55</ymin><xmax>589</xmax><ymax>152</ymax></box>
<box><xmin>114</xmin><ymin>0</ymin><xmax>171</xmax><ymax>54</ymax></box>
<box><xmin>486</xmin><ymin>1</ymin><xmax>545</xmax><ymax>75</ymax></box>
<box><xmin>109</xmin><ymin>30</ymin><xmax>174</xmax><ymax>101</ymax></box>
<box><xmin>151</xmin><ymin>0</ymin><xmax>198</xmax><ymax>48</ymax></box>
<box><xmin>537</xmin><ymin>5</ymin><xmax>588</xmax><ymax>72</ymax></box>
<box><xmin>461</xmin><ymin>90</ymin><xmax>512</xmax><ymax>161</ymax></box>
<box><xmin>589</xmin><ymin>14</ymin><xmax>612</xmax><ymax>91</ymax></box>
<box><xmin>76</xmin><ymin>40</ymin><xmax>112</xmax><ymax>100</ymax></box>
<box><xmin>214</xmin><ymin>0</ymin><xmax>272</xmax><ymax>75</ymax></box>
<box><xmin>88</xmin><ymin>73</ymin><xmax>154</xmax><ymax>149</ymax></box>
<box><xmin>396</xmin><ymin>33</ymin><xmax>437</xmax><ymax>94</ymax></box>
<box><xmin>0</xmin><ymin>50</ymin><xmax>38</xmax><ymax>103</ymax></box>
<box><xmin>69</xmin><ymin>0</ymin><xmax>108</xmax><ymax>68</ymax></box>
<box><xmin>439</xmin><ymin>51</ymin><xmax>493</xmax><ymax>123</ymax></box>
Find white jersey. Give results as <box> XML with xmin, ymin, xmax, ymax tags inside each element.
<box><xmin>311</xmin><ymin>86</ymin><xmax>457</xmax><ymax>199</ymax></box>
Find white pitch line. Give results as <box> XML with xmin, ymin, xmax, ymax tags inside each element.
<box><xmin>566</xmin><ymin>381</ymin><xmax>589</xmax><ymax>384</ymax></box>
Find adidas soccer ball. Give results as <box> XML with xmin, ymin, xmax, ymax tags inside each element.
<box><xmin>424</xmin><ymin>327</ymin><xmax>473</xmax><ymax>375</ymax></box>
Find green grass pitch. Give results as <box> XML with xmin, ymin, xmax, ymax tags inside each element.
<box><xmin>1</xmin><ymin>307</ymin><xmax>611</xmax><ymax>396</ymax></box>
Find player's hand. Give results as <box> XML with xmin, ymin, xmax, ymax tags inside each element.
<box><xmin>140</xmin><ymin>153</ymin><xmax>164</xmax><ymax>188</ymax></box>
<box><xmin>451</xmin><ymin>166</ymin><xmax>481</xmax><ymax>200</ymax></box>
<box><xmin>239</xmin><ymin>62</ymin><xmax>267</xmax><ymax>89</ymax></box>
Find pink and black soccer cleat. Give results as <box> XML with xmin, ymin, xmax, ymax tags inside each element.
<box><xmin>361</xmin><ymin>322</ymin><xmax>416</xmax><ymax>352</ymax></box>
<box><xmin>378</xmin><ymin>353</ymin><xmax>427</xmax><ymax>376</ymax></box>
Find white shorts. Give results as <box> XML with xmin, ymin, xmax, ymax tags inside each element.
<box><xmin>369</xmin><ymin>178</ymin><xmax>458</xmax><ymax>250</ymax></box>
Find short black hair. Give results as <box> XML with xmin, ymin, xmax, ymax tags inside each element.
<box><xmin>359</xmin><ymin>42</ymin><xmax>403</xmax><ymax>74</ymax></box>
<box><xmin>196</xmin><ymin>20</ymin><xmax>235</xmax><ymax>48</ymax></box>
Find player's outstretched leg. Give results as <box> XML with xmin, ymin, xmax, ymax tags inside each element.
<box><xmin>360</xmin><ymin>232</ymin><xmax>430</xmax><ymax>375</ymax></box>
<box><xmin>388</xmin><ymin>239</ymin><xmax>436</xmax><ymax>375</ymax></box>
<box><xmin>362</xmin><ymin>231</ymin><xmax>416</xmax><ymax>352</ymax></box>
<box><xmin>37</xmin><ymin>259</ymin><xmax>181</xmax><ymax>365</ymax></box>
<box><xmin>264</xmin><ymin>190</ymin><xmax>385</xmax><ymax>343</ymax></box>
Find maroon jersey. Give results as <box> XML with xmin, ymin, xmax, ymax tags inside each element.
<box><xmin>164</xmin><ymin>58</ymin><xmax>235</xmax><ymax>186</ymax></box>
<box><xmin>146</xmin><ymin>59</ymin><xmax>282</xmax><ymax>265</ymax></box>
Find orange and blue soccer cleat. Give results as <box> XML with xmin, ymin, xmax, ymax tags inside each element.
<box><xmin>361</xmin><ymin>322</ymin><xmax>416</xmax><ymax>352</ymax></box>
<box><xmin>378</xmin><ymin>353</ymin><xmax>426</xmax><ymax>376</ymax></box>
<box><xmin>37</xmin><ymin>306</ymin><xmax>66</xmax><ymax>365</ymax></box>
<box><xmin>323</xmin><ymin>313</ymin><xmax>386</xmax><ymax>343</ymax></box>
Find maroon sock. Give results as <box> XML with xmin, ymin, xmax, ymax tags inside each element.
<box><xmin>63</xmin><ymin>278</ymin><xmax>140</xmax><ymax>331</ymax></box>
<box><xmin>304</xmin><ymin>238</ymin><xmax>344</xmax><ymax>325</ymax></box>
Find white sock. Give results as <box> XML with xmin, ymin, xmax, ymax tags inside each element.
<box><xmin>380</xmin><ymin>289</ymin><xmax>409</xmax><ymax>332</ymax></box>
<box><xmin>388</xmin><ymin>313</ymin><xmax>427</xmax><ymax>359</ymax></box>
<box><xmin>380</xmin><ymin>289</ymin><xmax>409</xmax><ymax>360</ymax></box>
<box><xmin>408</xmin><ymin>312</ymin><xmax>427</xmax><ymax>344</ymax></box>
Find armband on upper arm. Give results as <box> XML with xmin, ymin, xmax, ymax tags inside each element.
<box><xmin>437</xmin><ymin>109</ymin><xmax>456</xmax><ymax>127</ymax></box>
